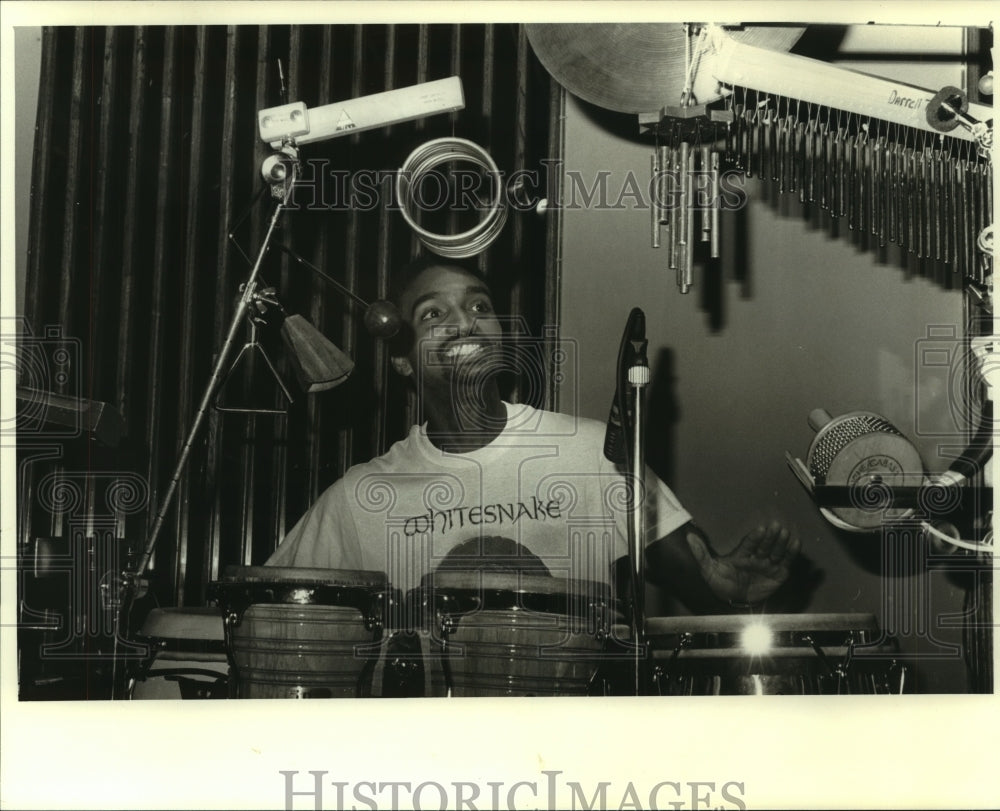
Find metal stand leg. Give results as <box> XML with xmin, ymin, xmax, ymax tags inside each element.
<box><xmin>111</xmin><ymin>170</ymin><xmax>299</xmax><ymax>699</ymax></box>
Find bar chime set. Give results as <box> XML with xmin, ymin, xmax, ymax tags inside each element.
<box><xmin>648</xmin><ymin>87</ymin><xmax>993</xmax><ymax>293</ymax></box>
<box><xmin>524</xmin><ymin>22</ymin><xmax>993</xmax><ymax>296</ymax></box>
<box><xmin>649</xmin><ymin>88</ymin><xmax>994</xmax><ymax>292</ymax></box>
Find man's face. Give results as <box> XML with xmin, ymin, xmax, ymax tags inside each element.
<box><xmin>392</xmin><ymin>264</ymin><xmax>504</xmax><ymax>389</ymax></box>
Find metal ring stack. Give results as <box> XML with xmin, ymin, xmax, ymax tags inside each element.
<box><xmin>396</xmin><ymin>137</ymin><xmax>508</xmax><ymax>258</ymax></box>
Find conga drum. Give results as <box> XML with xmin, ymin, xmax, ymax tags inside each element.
<box><xmin>131</xmin><ymin>607</ymin><xmax>229</xmax><ymax>699</ymax></box>
<box><xmin>209</xmin><ymin>566</ymin><xmax>395</xmax><ymax>698</ymax></box>
<box><xmin>411</xmin><ymin>570</ymin><xmax>617</xmax><ymax>697</ymax></box>
<box><xmin>645</xmin><ymin>613</ymin><xmax>901</xmax><ymax>695</ymax></box>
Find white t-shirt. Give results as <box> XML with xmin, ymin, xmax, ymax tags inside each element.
<box><xmin>266</xmin><ymin>402</ymin><xmax>691</xmax><ymax>594</ymax></box>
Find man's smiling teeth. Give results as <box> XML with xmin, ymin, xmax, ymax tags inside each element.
<box><xmin>446</xmin><ymin>342</ymin><xmax>483</xmax><ymax>358</ymax></box>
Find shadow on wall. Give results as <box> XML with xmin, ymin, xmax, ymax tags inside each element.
<box><xmin>646</xmin><ymin>347</ymin><xmax>680</xmax><ymax>489</ymax></box>
<box><xmin>645</xmin><ymin>344</ymin><xmax>827</xmax><ymax>614</ymax></box>
<box><xmin>756</xmin><ymin>178</ymin><xmax>964</xmax><ymax>293</ymax></box>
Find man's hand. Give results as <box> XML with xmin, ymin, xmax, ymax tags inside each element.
<box><xmin>685</xmin><ymin>521</ymin><xmax>800</xmax><ymax>606</ymax></box>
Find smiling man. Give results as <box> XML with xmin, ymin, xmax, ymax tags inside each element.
<box><xmin>266</xmin><ymin>257</ymin><xmax>798</xmax><ymax>614</ymax></box>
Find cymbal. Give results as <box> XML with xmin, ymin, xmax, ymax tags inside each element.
<box><xmin>525</xmin><ymin>23</ymin><xmax>806</xmax><ymax>114</ymax></box>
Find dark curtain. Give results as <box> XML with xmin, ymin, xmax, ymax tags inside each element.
<box><xmin>18</xmin><ymin>23</ymin><xmax>563</xmax><ymax>672</ymax></box>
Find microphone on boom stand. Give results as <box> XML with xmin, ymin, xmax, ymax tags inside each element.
<box><xmin>604</xmin><ymin>309</ymin><xmax>647</xmax><ymax>465</ymax></box>
<box><xmin>604</xmin><ymin>307</ymin><xmax>650</xmax><ymax>694</ymax></box>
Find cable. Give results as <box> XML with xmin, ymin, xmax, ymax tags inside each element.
<box><xmin>686</xmin><ymin>25</ymin><xmax>710</xmax><ymax>104</ymax></box>
<box><xmin>682</xmin><ymin>24</ymin><xmax>692</xmax><ymax>100</ymax></box>
<box><xmin>920</xmin><ymin>521</ymin><xmax>994</xmax><ymax>554</ymax></box>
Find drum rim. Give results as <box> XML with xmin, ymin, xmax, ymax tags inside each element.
<box><xmin>420</xmin><ymin>569</ymin><xmax>610</xmax><ymax>596</ymax></box>
<box><xmin>644</xmin><ymin>612</ymin><xmax>880</xmax><ymax>635</ymax></box>
<box><xmin>218</xmin><ymin>564</ymin><xmax>387</xmax><ymax>587</ymax></box>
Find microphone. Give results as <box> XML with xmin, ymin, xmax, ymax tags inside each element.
<box><xmin>625</xmin><ymin>308</ymin><xmax>648</xmax><ymax>371</ymax></box>
<box><xmin>604</xmin><ymin>308</ymin><xmax>646</xmax><ymax>464</ymax></box>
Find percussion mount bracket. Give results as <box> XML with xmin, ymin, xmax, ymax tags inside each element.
<box><xmin>801</xmin><ymin>632</ymin><xmax>858</xmax><ymax>688</ymax></box>
<box><xmin>651</xmin><ymin>632</ymin><xmax>693</xmax><ymax>695</ymax></box>
<box><xmin>638</xmin><ymin>105</ymin><xmax>731</xmax><ymax>141</ymax></box>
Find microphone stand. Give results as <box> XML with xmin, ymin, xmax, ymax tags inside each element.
<box><xmin>624</xmin><ymin>313</ymin><xmax>650</xmax><ymax>695</ymax></box>
<box><xmin>109</xmin><ymin>154</ymin><xmax>301</xmax><ymax>700</ymax></box>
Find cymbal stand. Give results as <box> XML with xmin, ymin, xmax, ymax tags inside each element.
<box><xmin>109</xmin><ymin>154</ymin><xmax>301</xmax><ymax>699</ymax></box>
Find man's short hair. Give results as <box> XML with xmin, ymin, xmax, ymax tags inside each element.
<box><xmin>387</xmin><ymin>255</ymin><xmax>486</xmax><ymax>308</ymax></box>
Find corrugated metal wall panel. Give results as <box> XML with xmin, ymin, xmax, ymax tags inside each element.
<box><xmin>21</xmin><ymin>24</ymin><xmax>561</xmax><ymax>618</ymax></box>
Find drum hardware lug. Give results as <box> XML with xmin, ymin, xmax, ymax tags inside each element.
<box><xmin>219</xmin><ymin>610</ymin><xmax>241</xmax><ymax>698</ymax></box>
<box><xmin>208</xmin><ymin>582</ymin><xmax>254</xmax><ymax>628</ymax></box>
<box><xmin>802</xmin><ymin>632</ymin><xmax>856</xmax><ymax>690</ymax></box>
<box><xmin>389</xmin><ymin>657</ymin><xmax>418</xmax><ymax>674</ymax></box>
<box><xmin>590</xmin><ymin>600</ymin><xmax>607</xmax><ymax>640</ymax></box>
<box><xmin>436</xmin><ymin>628</ymin><xmax>456</xmax><ymax>697</ymax></box>
<box><xmin>886</xmin><ymin>659</ymin><xmax>907</xmax><ymax>694</ymax></box>
<box><xmin>673</xmin><ymin>632</ymin><xmax>693</xmax><ymax>659</ymax></box>
<box><xmin>651</xmin><ymin>665</ymin><xmax>665</xmax><ymax>696</ymax></box>
<box><xmin>654</xmin><ymin>632</ymin><xmax>693</xmax><ymax>694</ymax></box>
<box><xmin>839</xmin><ymin>635</ymin><xmax>857</xmax><ymax>676</ymax></box>
<box><xmin>800</xmin><ymin>633</ymin><xmax>836</xmax><ymax>677</ymax></box>
<box><xmin>829</xmin><ymin>636</ymin><xmax>858</xmax><ymax>693</ymax></box>
<box><xmin>364</xmin><ymin>593</ymin><xmax>385</xmax><ymax>633</ymax></box>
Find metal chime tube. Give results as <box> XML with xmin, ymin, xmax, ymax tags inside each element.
<box><xmin>651</xmin><ymin>134</ymin><xmax>726</xmax><ymax>292</ymax></box>
<box><xmin>648</xmin><ymin>40</ymin><xmax>994</xmax><ymax>294</ymax></box>
<box><xmin>717</xmin><ymin>81</ymin><xmax>992</xmax><ymax>286</ymax></box>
